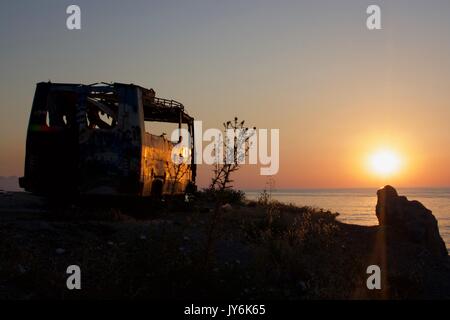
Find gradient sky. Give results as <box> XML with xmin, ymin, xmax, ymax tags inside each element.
<box><xmin>1</xmin><ymin>0</ymin><xmax>450</xmax><ymax>189</ymax></box>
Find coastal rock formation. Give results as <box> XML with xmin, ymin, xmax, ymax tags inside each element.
<box><xmin>376</xmin><ymin>185</ymin><xmax>447</xmax><ymax>257</ymax></box>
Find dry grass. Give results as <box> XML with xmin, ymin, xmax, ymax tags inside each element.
<box><xmin>0</xmin><ymin>191</ymin><xmax>448</xmax><ymax>299</ymax></box>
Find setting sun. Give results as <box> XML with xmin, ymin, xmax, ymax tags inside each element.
<box><xmin>369</xmin><ymin>149</ymin><xmax>402</xmax><ymax>177</ymax></box>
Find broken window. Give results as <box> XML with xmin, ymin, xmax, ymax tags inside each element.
<box><xmin>144</xmin><ymin>121</ymin><xmax>187</xmax><ymax>143</ymax></box>
<box><xmin>85</xmin><ymin>92</ymin><xmax>118</xmax><ymax>130</ymax></box>
<box><xmin>45</xmin><ymin>91</ymin><xmax>77</xmax><ymax>128</ymax></box>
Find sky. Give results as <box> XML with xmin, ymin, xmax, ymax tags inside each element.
<box><xmin>1</xmin><ymin>0</ymin><xmax>450</xmax><ymax>189</ymax></box>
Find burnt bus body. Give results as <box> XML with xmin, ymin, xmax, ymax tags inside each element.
<box><xmin>19</xmin><ymin>82</ymin><xmax>196</xmax><ymax>198</ymax></box>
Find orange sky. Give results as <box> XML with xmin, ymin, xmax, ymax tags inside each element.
<box><xmin>1</xmin><ymin>1</ymin><xmax>450</xmax><ymax>189</ymax></box>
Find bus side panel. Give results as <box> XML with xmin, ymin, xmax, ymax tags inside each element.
<box><xmin>78</xmin><ymin>86</ymin><xmax>144</xmax><ymax>196</ymax></box>
<box><xmin>141</xmin><ymin>133</ymin><xmax>192</xmax><ymax>197</ymax></box>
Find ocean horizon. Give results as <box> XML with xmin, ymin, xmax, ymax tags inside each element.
<box><xmin>1</xmin><ymin>178</ymin><xmax>448</xmax><ymax>252</ymax></box>
<box><xmin>244</xmin><ymin>187</ymin><xmax>450</xmax><ymax>252</ymax></box>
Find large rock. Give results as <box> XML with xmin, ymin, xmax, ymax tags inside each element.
<box><xmin>376</xmin><ymin>185</ymin><xmax>447</xmax><ymax>257</ymax></box>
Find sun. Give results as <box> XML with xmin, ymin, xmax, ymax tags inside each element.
<box><xmin>368</xmin><ymin>149</ymin><xmax>402</xmax><ymax>177</ymax></box>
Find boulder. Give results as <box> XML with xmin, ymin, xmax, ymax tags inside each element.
<box><xmin>376</xmin><ymin>185</ymin><xmax>447</xmax><ymax>257</ymax></box>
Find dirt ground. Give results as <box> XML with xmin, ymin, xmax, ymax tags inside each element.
<box><xmin>0</xmin><ymin>192</ymin><xmax>449</xmax><ymax>300</ymax></box>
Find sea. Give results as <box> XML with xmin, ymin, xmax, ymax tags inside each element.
<box><xmin>244</xmin><ymin>188</ymin><xmax>450</xmax><ymax>252</ymax></box>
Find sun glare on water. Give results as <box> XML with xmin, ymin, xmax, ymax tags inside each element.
<box><xmin>369</xmin><ymin>149</ymin><xmax>402</xmax><ymax>177</ymax></box>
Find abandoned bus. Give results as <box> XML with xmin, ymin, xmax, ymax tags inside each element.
<box><xmin>19</xmin><ymin>82</ymin><xmax>196</xmax><ymax>198</ymax></box>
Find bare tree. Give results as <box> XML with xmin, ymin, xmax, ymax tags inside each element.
<box><xmin>166</xmin><ymin>160</ymin><xmax>190</xmax><ymax>195</ymax></box>
<box><xmin>209</xmin><ymin>117</ymin><xmax>256</xmax><ymax>191</ymax></box>
<box><xmin>166</xmin><ymin>142</ymin><xmax>191</xmax><ymax>195</ymax></box>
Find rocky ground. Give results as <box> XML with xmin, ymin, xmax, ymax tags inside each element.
<box><xmin>0</xmin><ymin>188</ymin><xmax>449</xmax><ymax>300</ymax></box>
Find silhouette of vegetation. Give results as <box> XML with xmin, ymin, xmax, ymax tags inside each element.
<box><xmin>0</xmin><ymin>192</ymin><xmax>448</xmax><ymax>300</ymax></box>
<box><xmin>209</xmin><ymin>117</ymin><xmax>256</xmax><ymax>191</ymax></box>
